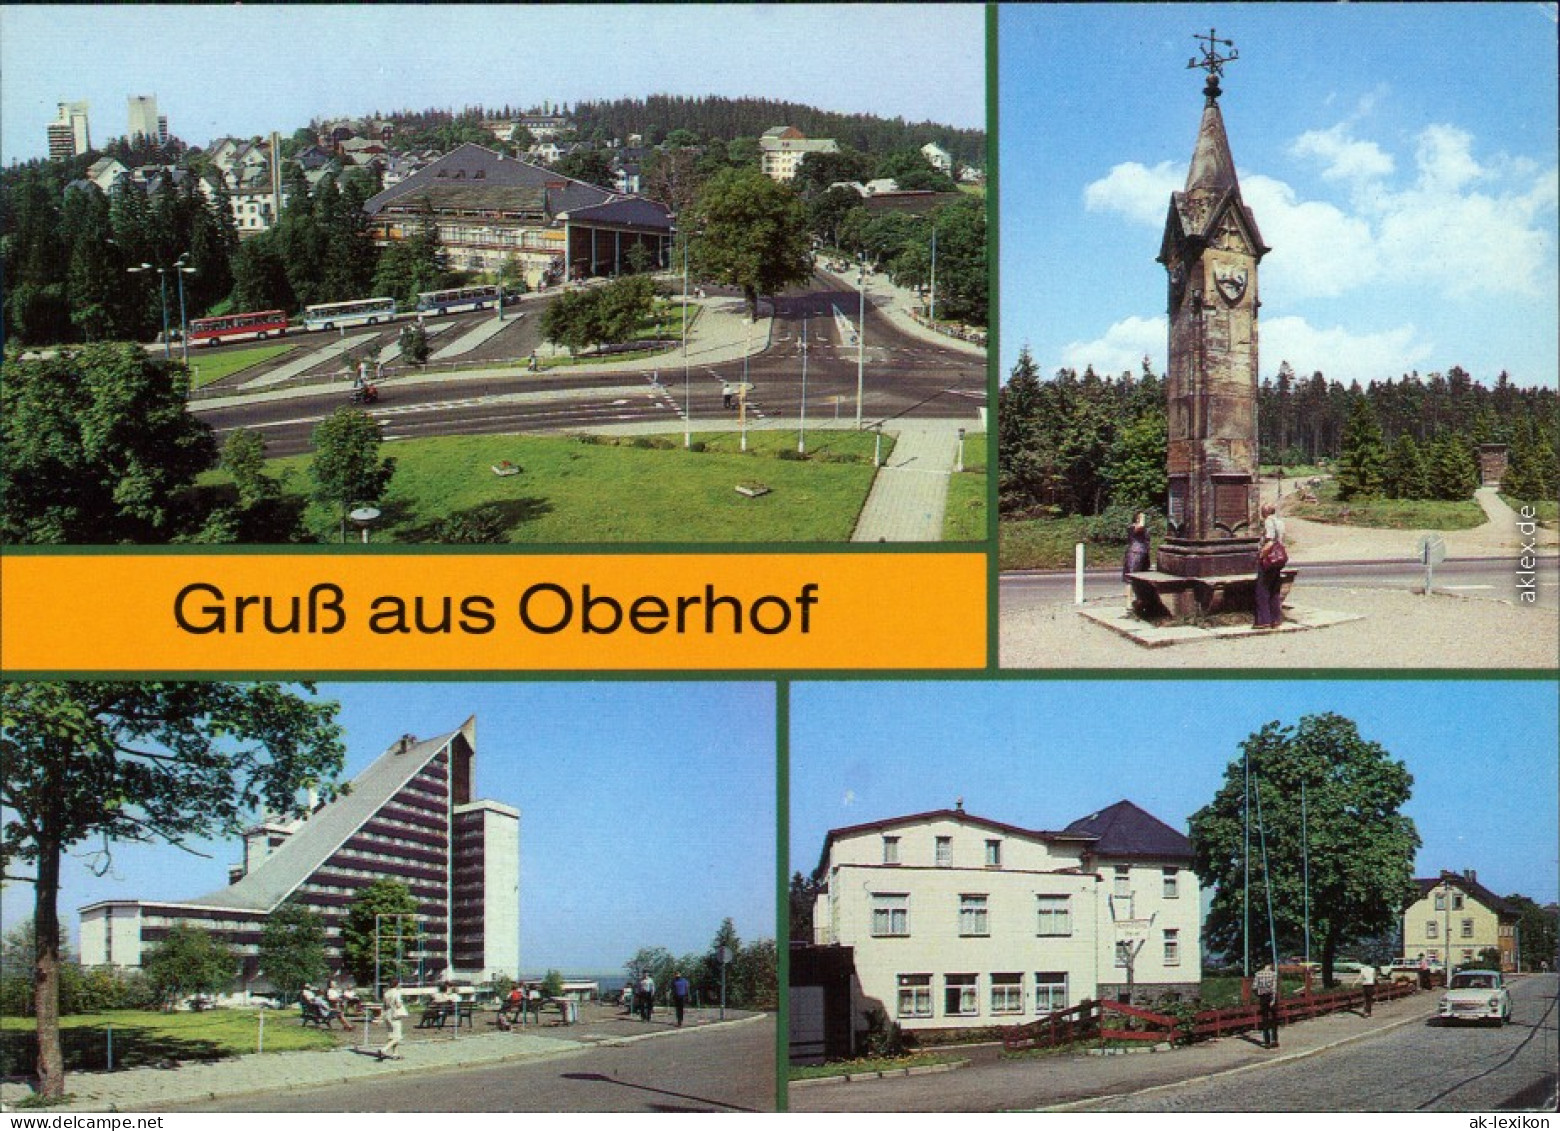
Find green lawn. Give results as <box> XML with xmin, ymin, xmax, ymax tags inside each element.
<box><xmin>0</xmin><ymin>1009</ymin><xmax>338</xmax><ymax>1076</ymax></box>
<box><xmin>943</xmin><ymin>469</ymin><xmax>988</xmax><ymax>542</ymax></box>
<box><xmin>1260</xmin><ymin>464</ymin><xmax>1330</xmax><ymax>480</ymax></box>
<box><xmin>788</xmin><ymin>1051</ymin><xmax>967</xmax><ymax>1081</ymax></box>
<box><xmin>1503</xmin><ymin>495</ymin><xmax>1558</xmax><ymax>527</ymax></box>
<box><xmin>206</xmin><ymin>428</ymin><xmax>891</xmax><ymax>543</ymax></box>
<box><xmin>1000</xmin><ymin>515</ymin><xmax>1119</xmax><ymax>571</ymax></box>
<box><xmin>1286</xmin><ymin>480</ymin><xmax>1487</xmax><ymax>530</ymax></box>
<box><xmin>186</xmin><ymin>344</ymin><xmax>299</xmax><ymax>388</ymax></box>
<box><xmin>1197</xmin><ymin>975</ymin><xmax>1308</xmax><ymax>1008</ymax></box>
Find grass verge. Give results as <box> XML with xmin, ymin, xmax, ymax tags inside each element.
<box><xmin>202</xmin><ymin>428</ymin><xmax>890</xmax><ymax>543</ymax></box>
<box><xmin>943</xmin><ymin>469</ymin><xmax>988</xmax><ymax>542</ymax></box>
<box><xmin>1285</xmin><ymin>480</ymin><xmax>1486</xmax><ymax>530</ymax></box>
<box><xmin>0</xmin><ymin>1009</ymin><xmax>338</xmax><ymax>1075</ymax></box>
<box><xmin>1000</xmin><ymin>516</ymin><xmax>1123</xmax><ymax>571</ymax></box>
<box><xmin>185</xmin><ymin>344</ymin><xmax>299</xmax><ymax>388</ymax></box>
<box><xmin>1502</xmin><ymin>496</ymin><xmax>1558</xmax><ymax>527</ymax></box>
<box><xmin>788</xmin><ymin>1051</ymin><xmax>967</xmax><ymax>1081</ymax></box>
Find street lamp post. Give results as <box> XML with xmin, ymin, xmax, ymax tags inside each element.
<box><xmin>681</xmin><ymin>229</ymin><xmax>691</xmax><ymax>449</ymax></box>
<box><xmin>741</xmin><ymin>318</ymin><xmax>751</xmax><ymax>453</ymax></box>
<box><xmin>174</xmin><ymin>255</ymin><xmax>196</xmax><ymax>366</ymax></box>
<box><xmin>929</xmin><ymin>223</ymin><xmax>938</xmax><ymax>324</ymax></box>
<box><xmin>129</xmin><ymin>262</ymin><xmax>171</xmax><ymax>361</ymax></box>
<box><xmin>956</xmin><ymin>427</ymin><xmax>966</xmax><ymax>473</ymax></box>
<box><xmin>854</xmin><ymin>256</ymin><xmax>866</xmax><ymax>428</ymax></box>
<box><xmin>129</xmin><ymin>254</ymin><xmax>196</xmax><ymax>364</ymax></box>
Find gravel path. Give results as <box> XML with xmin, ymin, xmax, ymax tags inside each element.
<box><xmin>1002</xmin><ymin>586</ymin><xmax>1558</xmax><ymax>669</ymax></box>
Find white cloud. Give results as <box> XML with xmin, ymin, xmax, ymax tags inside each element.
<box><xmin>1082</xmin><ymin>161</ymin><xmax>1180</xmax><ymax>226</ymax></box>
<box><xmin>1057</xmin><ymin>315</ymin><xmax>1166</xmax><ymax>377</ymax></box>
<box><xmin>1262</xmin><ymin>315</ymin><xmax>1435</xmax><ymax>384</ymax></box>
<box><xmin>1241</xmin><ymin>174</ymin><xmax>1380</xmax><ymax>300</ymax></box>
<box><xmin>1413</xmin><ymin>123</ymin><xmax>1482</xmax><ymax>194</ymax></box>
<box><xmin>1290</xmin><ymin>123</ymin><xmax>1394</xmax><ymax>184</ymax></box>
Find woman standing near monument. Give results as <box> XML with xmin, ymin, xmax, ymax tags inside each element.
<box><xmin>1122</xmin><ymin>511</ymin><xmax>1151</xmax><ymax>603</ymax></box>
<box><xmin>1254</xmin><ymin>503</ymin><xmax>1287</xmax><ymax>629</ymax></box>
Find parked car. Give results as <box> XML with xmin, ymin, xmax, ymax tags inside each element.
<box><xmin>1437</xmin><ymin>969</ymin><xmax>1511</xmax><ymax>1025</ymax></box>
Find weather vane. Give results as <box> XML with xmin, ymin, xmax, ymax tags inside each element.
<box><xmin>1187</xmin><ymin>28</ymin><xmax>1239</xmax><ymax>97</ymax></box>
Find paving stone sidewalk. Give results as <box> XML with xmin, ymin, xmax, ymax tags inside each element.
<box><xmin>1</xmin><ymin>1008</ymin><xmax>763</xmax><ymax>1113</ymax></box>
<box><xmin>852</xmin><ymin>425</ymin><xmax>963</xmax><ymax>542</ymax></box>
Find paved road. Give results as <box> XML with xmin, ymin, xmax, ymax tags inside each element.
<box><xmin>1086</xmin><ymin>973</ymin><xmax>1558</xmax><ymax>1113</ymax></box>
<box><xmin>1003</xmin><ymin>557</ymin><xmax>1560</xmax><ymax>613</ymax></box>
<box><xmin>170</xmin><ymin>1014</ymin><xmax>776</xmax><ymax>1113</ymax></box>
<box><xmin>189</xmin><ymin>275</ymin><xmax>983</xmax><ymax>456</ymax></box>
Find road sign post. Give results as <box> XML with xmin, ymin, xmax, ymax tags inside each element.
<box><xmin>1416</xmin><ymin>533</ymin><xmax>1446</xmax><ymax>596</ymax></box>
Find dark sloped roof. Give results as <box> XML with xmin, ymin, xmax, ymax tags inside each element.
<box><xmin>379</xmin><ymin>183</ymin><xmax>550</xmax><ymax>217</ymax></box>
<box><xmin>1063</xmin><ymin>799</ymin><xmax>1195</xmax><ymax>862</ymax></box>
<box><xmin>564</xmin><ymin>196</ymin><xmax>673</xmax><ymax>230</ymax></box>
<box><xmin>816</xmin><ymin>808</ymin><xmax>1097</xmax><ymax>878</ymax></box>
<box><xmin>1413</xmin><ymin>873</ymin><xmax>1518</xmax><ymax>917</ymax></box>
<box><xmin>363</xmin><ymin>142</ymin><xmax>667</xmax><ymax>224</ymax></box>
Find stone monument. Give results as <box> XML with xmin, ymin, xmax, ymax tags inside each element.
<box><xmin>1130</xmin><ymin>30</ymin><xmax>1295</xmax><ymax>619</ymax></box>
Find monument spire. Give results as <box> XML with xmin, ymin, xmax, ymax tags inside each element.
<box><xmin>1184</xmin><ymin>29</ymin><xmax>1241</xmax><ymax>195</ymax></box>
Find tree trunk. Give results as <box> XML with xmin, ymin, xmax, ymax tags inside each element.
<box><xmin>1320</xmin><ymin>930</ymin><xmax>1338</xmax><ymax>990</ymax></box>
<box><xmin>743</xmin><ymin>285</ymin><xmax>758</xmax><ymax>323</ymax></box>
<box><xmin>33</xmin><ymin>826</ymin><xmax>65</xmax><ymax>1098</ymax></box>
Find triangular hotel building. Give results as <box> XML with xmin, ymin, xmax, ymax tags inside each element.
<box><xmin>79</xmin><ymin>718</ymin><xmax>520</xmax><ymax>988</ymax></box>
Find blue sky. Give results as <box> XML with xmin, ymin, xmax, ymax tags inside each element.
<box><xmin>0</xmin><ymin>4</ymin><xmax>984</xmax><ymax>166</ymax></box>
<box><xmin>999</xmin><ymin>3</ymin><xmax>1560</xmax><ymax>388</ymax></box>
<box><xmin>791</xmin><ymin>681</ymin><xmax>1560</xmax><ymax>904</ymax></box>
<box><xmin>4</xmin><ymin>683</ymin><xmax>777</xmax><ymax>974</ymax></box>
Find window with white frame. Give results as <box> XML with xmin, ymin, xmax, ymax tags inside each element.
<box><xmin>1036</xmin><ymin>895</ymin><xmax>1071</xmax><ymax>936</ymax></box>
<box><xmin>1163</xmin><ymin>928</ymin><xmax>1181</xmax><ymax>966</ymax></box>
<box><xmin>1035</xmin><ymin>972</ymin><xmax>1068</xmax><ymax>1013</ymax></box>
<box><xmin>935</xmin><ymin>837</ymin><xmax>952</xmax><ymax>867</ymax></box>
<box><xmin>1426</xmin><ymin>919</ymin><xmax>1438</xmax><ymax>939</ymax></box>
<box><xmin>1452</xmin><ymin>892</ymin><xmax>1464</xmax><ymax>911</ymax></box>
<box><xmin>1114</xmin><ymin>866</ymin><xmax>1131</xmax><ymax>897</ymax></box>
<box><xmin>897</xmin><ymin>974</ymin><xmax>932</xmax><ymax>1018</ymax></box>
<box><xmin>959</xmin><ymin>895</ymin><xmax>989</xmax><ymax>936</ymax></box>
<box><xmin>990</xmin><ymin>973</ymin><xmax>1023</xmax><ymax>1014</ymax></box>
<box><xmin>944</xmin><ymin>974</ymin><xmax>978</xmax><ymax>1016</ymax></box>
<box><xmin>882</xmin><ymin>836</ymin><xmax>900</xmax><ymax>865</ymax></box>
<box><xmin>985</xmin><ymin>839</ymin><xmax>1002</xmax><ymax>868</ymax></box>
<box><xmin>1461</xmin><ymin>918</ymin><xmax>1474</xmax><ymax>939</ymax></box>
<box><xmin>872</xmin><ymin>893</ymin><xmax>910</xmax><ymax>937</ymax></box>
<box><xmin>1162</xmin><ymin>867</ymin><xmax>1180</xmax><ymax>898</ymax></box>
<box><xmin>1434</xmin><ymin>892</ymin><xmax>1446</xmax><ymax>911</ymax></box>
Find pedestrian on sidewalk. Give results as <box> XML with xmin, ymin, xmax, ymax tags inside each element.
<box><xmin>1123</xmin><ymin>511</ymin><xmax>1151</xmax><ymax>605</ymax></box>
<box><xmin>1356</xmin><ymin>962</ymin><xmax>1377</xmax><ymax>1016</ymax></box>
<box><xmin>1254</xmin><ymin>503</ymin><xmax>1288</xmax><ymax>629</ymax></box>
<box><xmin>1253</xmin><ymin>963</ymin><xmax>1280</xmax><ymax>1049</ymax></box>
<box><xmin>639</xmin><ymin>971</ymin><xmax>656</xmax><ymax>1022</ymax></box>
<box><xmin>378</xmin><ymin>977</ymin><xmax>408</xmax><ymax>1060</ymax></box>
<box><xmin>671</xmin><ymin>971</ymin><xmax>691</xmax><ymax>1027</ymax></box>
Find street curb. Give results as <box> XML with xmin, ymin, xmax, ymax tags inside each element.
<box><xmin>790</xmin><ymin>1058</ymin><xmax>971</xmax><ymax>1088</ymax></box>
<box><xmin>20</xmin><ymin>1014</ymin><xmax>770</xmax><ymax>1114</ymax></box>
<box><xmin>1032</xmin><ymin>1003</ymin><xmax>1436</xmax><ymax>1112</ymax></box>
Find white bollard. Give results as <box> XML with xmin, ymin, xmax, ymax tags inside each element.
<box><xmin>1075</xmin><ymin>543</ymin><xmax>1086</xmax><ymax>605</ymax></box>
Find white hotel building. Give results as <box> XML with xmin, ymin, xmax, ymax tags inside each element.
<box><xmin>808</xmin><ymin>800</ymin><xmax>1201</xmax><ymax>1035</ymax></box>
<box><xmin>79</xmin><ymin>718</ymin><xmax>519</xmax><ymax>988</ymax></box>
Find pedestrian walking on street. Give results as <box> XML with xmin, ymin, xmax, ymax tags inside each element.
<box><xmin>378</xmin><ymin>977</ymin><xmax>408</xmax><ymax>1060</ymax></box>
<box><xmin>639</xmin><ymin>972</ymin><xmax>656</xmax><ymax>1022</ymax></box>
<box><xmin>1253</xmin><ymin>963</ymin><xmax>1280</xmax><ymax>1049</ymax></box>
<box><xmin>1356</xmin><ymin>962</ymin><xmax>1377</xmax><ymax>1016</ymax></box>
<box><xmin>671</xmin><ymin>971</ymin><xmax>691</xmax><ymax>1027</ymax></box>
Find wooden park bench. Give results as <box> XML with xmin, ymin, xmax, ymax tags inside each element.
<box><xmin>417</xmin><ymin>1000</ymin><xmax>476</xmax><ymax>1029</ymax></box>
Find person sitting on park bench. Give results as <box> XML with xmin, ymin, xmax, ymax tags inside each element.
<box><xmin>299</xmin><ymin>985</ymin><xmax>336</xmax><ymax>1028</ymax></box>
<box><xmin>496</xmin><ymin>985</ymin><xmax>526</xmax><ymax>1030</ymax></box>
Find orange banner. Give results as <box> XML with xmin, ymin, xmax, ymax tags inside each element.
<box><xmin>0</xmin><ymin>553</ymin><xmax>985</xmax><ymax>672</ymax></box>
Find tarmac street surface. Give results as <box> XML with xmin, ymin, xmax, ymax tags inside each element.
<box><xmin>791</xmin><ymin>974</ymin><xmax>1557</xmax><ymax>1114</ymax></box>
<box><xmin>168</xmin><ymin>1011</ymin><xmax>776</xmax><ymax>1113</ymax></box>
<box><xmin>189</xmin><ymin>272</ymin><xmax>985</xmax><ymax>458</ymax></box>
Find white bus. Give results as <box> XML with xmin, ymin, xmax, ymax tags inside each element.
<box><xmin>301</xmin><ymin>297</ymin><xmax>398</xmax><ymax>332</ymax></box>
<box><xmin>416</xmin><ymin>285</ymin><xmax>501</xmax><ymax>316</ymax></box>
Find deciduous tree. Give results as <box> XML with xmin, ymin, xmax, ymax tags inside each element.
<box><xmin>258</xmin><ymin>900</ymin><xmax>331</xmax><ymax>1003</ymax></box>
<box><xmin>143</xmin><ymin>924</ymin><xmax>237</xmax><ymax>1009</ymax></box>
<box><xmin>340</xmin><ymin>879</ymin><xmax>421</xmax><ymax>993</ymax></box>
<box><xmin>1189</xmin><ymin>713</ymin><xmax>1420</xmax><ymax>988</ymax></box>
<box><xmin>688</xmin><ymin>167</ymin><xmax>813</xmax><ymax>320</ymax></box>
<box><xmin>0</xmin><ymin>681</ymin><xmax>345</xmax><ymax>1097</ymax></box>
<box><xmin>310</xmin><ymin>408</ymin><xmax>396</xmax><ymax>543</ymax></box>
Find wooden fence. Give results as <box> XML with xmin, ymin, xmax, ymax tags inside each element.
<box><xmin>1001</xmin><ymin>978</ymin><xmax>1418</xmax><ymax>1052</ymax></box>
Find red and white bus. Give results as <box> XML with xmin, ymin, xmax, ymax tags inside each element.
<box><xmin>187</xmin><ymin>310</ymin><xmax>290</xmax><ymax>346</ymax></box>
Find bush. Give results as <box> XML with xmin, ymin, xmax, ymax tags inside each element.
<box><xmin>776</xmin><ymin>449</ymin><xmax>809</xmax><ymax>462</ymax></box>
<box><xmin>1084</xmin><ymin>503</ymin><xmax>1164</xmax><ymax>546</ymax></box>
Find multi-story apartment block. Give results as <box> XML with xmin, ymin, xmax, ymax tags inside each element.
<box><xmin>48</xmin><ymin>101</ymin><xmax>91</xmax><ymax>159</ymax></box>
<box><xmin>79</xmin><ymin>718</ymin><xmax>519</xmax><ymax>988</ymax></box>
<box><xmin>1401</xmin><ymin>870</ymin><xmax>1519</xmax><ymax>972</ymax></box>
<box><xmin>807</xmin><ymin>800</ymin><xmax>1201</xmax><ymax>1037</ymax></box>
<box><xmin>128</xmin><ymin>95</ymin><xmax>164</xmax><ymax>145</ymax></box>
<box><xmin>758</xmin><ymin>126</ymin><xmax>839</xmax><ymax>182</ymax></box>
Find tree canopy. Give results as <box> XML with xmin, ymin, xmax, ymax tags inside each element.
<box><xmin>310</xmin><ymin>407</ymin><xmax>396</xmax><ymax>542</ymax></box>
<box><xmin>1188</xmin><ymin>712</ymin><xmax>1420</xmax><ymax>988</ymax></box>
<box><xmin>0</xmin><ymin>681</ymin><xmax>344</xmax><ymax>1097</ymax></box>
<box><xmin>340</xmin><ymin>879</ymin><xmax>422</xmax><ymax>993</ymax></box>
<box><xmin>1</xmin><ymin>344</ymin><xmax>217</xmax><ymax>543</ymax></box>
<box><xmin>688</xmin><ymin>167</ymin><xmax>813</xmax><ymax>319</ymax></box>
<box><xmin>143</xmin><ymin>924</ymin><xmax>237</xmax><ymax>1009</ymax></box>
<box><xmin>258</xmin><ymin>900</ymin><xmax>331</xmax><ymax>1002</ymax></box>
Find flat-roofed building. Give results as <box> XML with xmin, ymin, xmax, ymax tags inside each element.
<box><xmin>79</xmin><ymin>718</ymin><xmax>519</xmax><ymax>989</ymax></box>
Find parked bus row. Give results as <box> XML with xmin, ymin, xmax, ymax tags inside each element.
<box><xmin>184</xmin><ymin>286</ymin><xmax>505</xmax><ymax>346</ymax></box>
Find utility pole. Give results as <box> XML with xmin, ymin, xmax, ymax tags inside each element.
<box><xmin>798</xmin><ymin>313</ymin><xmax>809</xmax><ymax>455</ymax></box>
<box><xmin>854</xmin><ymin>255</ymin><xmax>866</xmax><ymax>428</ymax></box>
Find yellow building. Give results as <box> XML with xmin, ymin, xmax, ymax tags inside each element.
<box><xmin>1401</xmin><ymin>870</ymin><xmax>1518</xmax><ymax>972</ymax></box>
